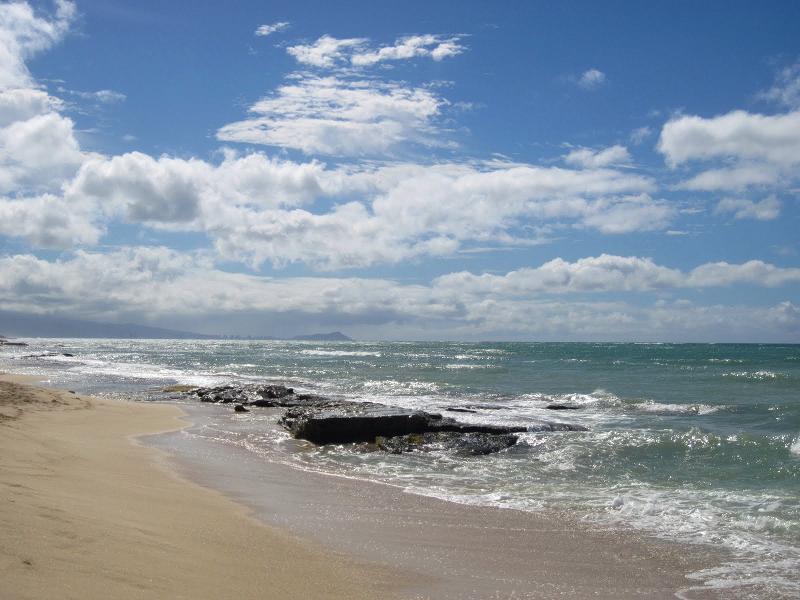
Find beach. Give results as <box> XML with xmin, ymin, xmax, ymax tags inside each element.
<box><xmin>0</xmin><ymin>374</ymin><xmax>402</xmax><ymax>600</ymax></box>
<box><xmin>0</xmin><ymin>372</ymin><xmax>728</xmax><ymax>599</ymax></box>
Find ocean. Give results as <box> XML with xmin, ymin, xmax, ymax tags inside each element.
<box><xmin>2</xmin><ymin>339</ymin><xmax>799</xmax><ymax>598</ymax></box>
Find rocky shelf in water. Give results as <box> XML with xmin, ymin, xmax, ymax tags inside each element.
<box><xmin>170</xmin><ymin>383</ymin><xmax>588</xmax><ymax>456</ymax></box>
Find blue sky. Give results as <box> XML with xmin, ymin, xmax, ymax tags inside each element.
<box><xmin>1</xmin><ymin>0</ymin><xmax>799</xmax><ymax>340</ymax></box>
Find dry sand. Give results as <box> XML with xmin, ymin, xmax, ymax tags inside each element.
<box><xmin>0</xmin><ymin>374</ymin><xmax>403</xmax><ymax>600</ymax></box>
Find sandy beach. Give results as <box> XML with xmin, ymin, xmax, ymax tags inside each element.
<box><xmin>0</xmin><ymin>374</ymin><xmax>402</xmax><ymax>600</ymax></box>
<box><xmin>0</xmin><ymin>373</ymin><xmax>726</xmax><ymax>600</ymax></box>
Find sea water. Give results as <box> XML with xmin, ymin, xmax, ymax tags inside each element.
<box><xmin>3</xmin><ymin>339</ymin><xmax>799</xmax><ymax>598</ymax></box>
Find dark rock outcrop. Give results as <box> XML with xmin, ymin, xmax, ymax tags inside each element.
<box><xmin>183</xmin><ymin>384</ymin><xmax>587</xmax><ymax>455</ymax></box>
<box><xmin>279</xmin><ymin>400</ymin><xmax>528</xmax><ymax>445</ymax></box>
<box><xmin>545</xmin><ymin>404</ymin><xmax>581</xmax><ymax>410</ymax></box>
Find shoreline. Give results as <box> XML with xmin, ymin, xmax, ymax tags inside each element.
<box><xmin>1</xmin><ymin>372</ymin><xmax>730</xmax><ymax>598</ymax></box>
<box><xmin>146</xmin><ymin>401</ymin><xmax>727</xmax><ymax>600</ymax></box>
<box><xmin>0</xmin><ymin>374</ymin><xmax>405</xmax><ymax>600</ymax></box>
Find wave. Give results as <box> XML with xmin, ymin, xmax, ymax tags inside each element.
<box><xmin>722</xmin><ymin>370</ymin><xmax>788</xmax><ymax>380</ymax></box>
<box><xmin>299</xmin><ymin>350</ymin><xmax>382</xmax><ymax>357</ymax></box>
<box><xmin>631</xmin><ymin>401</ymin><xmax>726</xmax><ymax>415</ymax></box>
<box><xmin>791</xmin><ymin>435</ymin><xmax>800</xmax><ymax>457</ymax></box>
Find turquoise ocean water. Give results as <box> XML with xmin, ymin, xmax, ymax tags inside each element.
<box><xmin>3</xmin><ymin>339</ymin><xmax>799</xmax><ymax>597</ymax></box>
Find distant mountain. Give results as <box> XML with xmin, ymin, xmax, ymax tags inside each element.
<box><xmin>0</xmin><ymin>311</ymin><xmax>215</xmax><ymax>340</ymax></box>
<box><xmin>292</xmin><ymin>331</ymin><xmax>353</xmax><ymax>341</ymax></box>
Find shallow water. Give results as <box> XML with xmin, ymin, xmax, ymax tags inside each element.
<box><xmin>3</xmin><ymin>338</ymin><xmax>799</xmax><ymax>598</ymax></box>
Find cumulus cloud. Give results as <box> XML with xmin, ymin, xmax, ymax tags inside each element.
<box><xmin>564</xmin><ymin>145</ymin><xmax>631</xmax><ymax>168</ymax></box>
<box><xmin>714</xmin><ymin>196</ymin><xmax>781</xmax><ymax>221</ymax></box>
<box><xmin>255</xmin><ymin>21</ymin><xmax>289</xmax><ymax>37</ymax></box>
<box><xmin>658</xmin><ymin>109</ymin><xmax>800</xmax><ymax>193</ymax></box>
<box><xmin>0</xmin><ymin>193</ymin><xmax>100</xmax><ymax>247</ymax></box>
<box><xmin>0</xmin><ymin>111</ymin><xmax>90</xmax><ymax>193</ymax></box>
<box><xmin>659</xmin><ymin>110</ymin><xmax>800</xmax><ymax>168</ymax></box>
<box><xmin>0</xmin><ymin>2</ymin><xmax>95</xmax><ymax>199</ymax></box>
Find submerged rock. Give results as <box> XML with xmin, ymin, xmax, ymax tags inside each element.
<box><xmin>545</xmin><ymin>404</ymin><xmax>581</xmax><ymax>410</ymax></box>
<box><xmin>234</xmin><ymin>404</ymin><xmax>250</xmax><ymax>413</ymax></box>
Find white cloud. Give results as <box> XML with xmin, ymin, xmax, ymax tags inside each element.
<box><xmin>577</xmin><ymin>68</ymin><xmax>606</xmax><ymax>90</ymax></box>
<box><xmin>287</xmin><ymin>35</ymin><xmax>367</xmax><ymax>68</ymax></box>
<box><xmin>436</xmin><ymin>255</ymin><xmax>800</xmax><ymax>299</ymax></box>
<box><xmin>0</xmin><ymin>2</ymin><xmax>94</xmax><ymax>197</ymax></box>
<box><xmin>579</xmin><ymin>194</ymin><xmax>674</xmax><ymax>234</ymax></box>
<box><xmin>760</xmin><ymin>61</ymin><xmax>800</xmax><ymax>109</ymax></box>
<box><xmin>2</xmin><ymin>249</ymin><xmax>798</xmax><ymax>341</ymax></box>
<box><xmin>0</xmin><ymin>87</ymin><xmax>62</xmax><ymax>125</ymax></box>
<box><xmin>0</xmin><ymin>193</ymin><xmax>100</xmax><ymax>247</ymax></box>
<box><xmin>287</xmin><ymin>34</ymin><xmax>464</xmax><ymax>70</ymax></box>
<box><xmin>564</xmin><ymin>145</ymin><xmax>631</xmax><ymax>168</ymax></box>
<box><xmin>0</xmin><ymin>0</ymin><xmax>75</xmax><ymax>88</ymax></box>
<box><xmin>12</xmin><ymin>147</ymin><xmax>663</xmax><ymax>268</ymax></box>
<box><xmin>659</xmin><ymin>110</ymin><xmax>800</xmax><ymax>168</ymax></box>
<box><xmin>255</xmin><ymin>21</ymin><xmax>289</xmax><ymax>37</ymax></box>
<box><xmin>0</xmin><ymin>111</ymin><xmax>90</xmax><ymax>193</ymax></box>
<box><xmin>216</xmin><ymin>75</ymin><xmax>447</xmax><ymax>156</ymax></box>
<box><xmin>659</xmin><ymin>109</ymin><xmax>800</xmax><ymax>192</ymax></box>
<box><xmin>714</xmin><ymin>196</ymin><xmax>781</xmax><ymax>220</ymax></box>
<box><xmin>350</xmin><ymin>34</ymin><xmax>464</xmax><ymax>67</ymax></box>
<box><xmin>678</xmin><ymin>164</ymin><xmax>781</xmax><ymax>191</ymax></box>
<box><xmin>686</xmin><ymin>260</ymin><xmax>800</xmax><ymax>287</ymax></box>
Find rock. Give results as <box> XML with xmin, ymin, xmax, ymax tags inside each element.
<box><xmin>280</xmin><ymin>402</ymin><xmax>437</xmax><ymax>445</ymax></box>
<box><xmin>234</xmin><ymin>404</ymin><xmax>249</xmax><ymax>413</ymax></box>
<box><xmin>248</xmin><ymin>392</ymin><xmax>327</xmax><ymax>408</ymax></box>
<box><xmin>545</xmin><ymin>404</ymin><xmax>580</xmax><ymax>410</ymax></box>
<box><xmin>189</xmin><ymin>383</ymin><xmax>318</xmax><ymax>407</ymax></box>
<box><xmin>376</xmin><ymin>431</ymin><xmax>519</xmax><ymax>456</ymax></box>
<box><xmin>62</xmin><ymin>353</ymin><xmax>74</xmax><ymax>357</ymax></box>
<box><xmin>446</xmin><ymin>407</ymin><xmax>478</xmax><ymax>414</ymax></box>
<box><xmin>280</xmin><ymin>400</ymin><xmax>526</xmax><ymax>445</ymax></box>
<box><xmin>257</xmin><ymin>384</ymin><xmax>294</xmax><ymax>399</ymax></box>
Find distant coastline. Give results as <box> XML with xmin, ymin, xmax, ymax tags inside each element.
<box><xmin>0</xmin><ymin>311</ymin><xmax>352</xmax><ymax>342</ymax></box>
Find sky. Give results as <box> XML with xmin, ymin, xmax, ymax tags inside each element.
<box><xmin>0</xmin><ymin>0</ymin><xmax>799</xmax><ymax>341</ymax></box>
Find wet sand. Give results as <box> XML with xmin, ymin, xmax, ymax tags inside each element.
<box><xmin>147</xmin><ymin>403</ymin><xmax>726</xmax><ymax>600</ymax></box>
